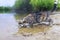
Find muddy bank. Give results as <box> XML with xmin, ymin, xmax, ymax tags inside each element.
<box><xmin>15</xmin><ymin>14</ymin><xmax>60</xmax><ymax>40</ymax></box>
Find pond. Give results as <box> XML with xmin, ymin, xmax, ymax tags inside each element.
<box><xmin>0</xmin><ymin>13</ymin><xmax>50</xmax><ymax>37</ymax></box>
<box><xmin>0</xmin><ymin>13</ymin><xmax>18</xmax><ymax>38</ymax></box>
<box><xmin>0</xmin><ymin>13</ymin><xmax>60</xmax><ymax>40</ymax></box>
<box><xmin>0</xmin><ymin>12</ymin><xmax>60</xmax><ymax>40</ymax></box>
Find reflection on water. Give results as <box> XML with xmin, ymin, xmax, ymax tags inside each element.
<box><xmin>0</xmin><ymin>13</ymin><xmax>18</xmax><ymax>38</ymax></box>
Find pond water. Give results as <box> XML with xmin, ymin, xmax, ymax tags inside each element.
<box><xmin>0</xmin><ymin>13</ymin><xmax>18</xmax><ymax>38</ymax></box>
<box><xmin>0</xmin><ymin>13</ymin><xmax>60</xmax><ymax>40</ymax></box>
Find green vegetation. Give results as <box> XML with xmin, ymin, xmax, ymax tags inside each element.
<box><xmin>30</xmin><ymin>0</ymin><xmax>54</xmax><ymax>11</ymax></box>
<box><xmin>0</xmin><ymin>7</ymin><xmax>11</xmax><ymax>13</ymax></box>
<box><xmin>14</xmin><ymin>0</ymin><xmax>32</xmax><ymax>13</ymax></box>
<box><xmin>57</xmin><ymin>0</ymin><xmax>60</xmax><ymax>10</ymax></box>
<box><xmin>14</xmin><ymin>0</ymin><xmax>54</xmax><ymax>12</ymax></box>
<box><xmin>14</xmin><ymin>0</ymin><xmax>24</xmax><ymax>8</ymax></box>
<box><xmin>14</xmin><ymin>0</ymin><xmax>60</xmax><ymax>13</ymax></box>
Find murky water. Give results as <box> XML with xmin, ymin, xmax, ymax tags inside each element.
<box><xmin>0</xmin><ymin>13</ymin><xmax>18</xmax><ymax>39</ymax></box>
<box><xmin>0</xmin><ymin>13</ymin><xmax>60</xmax><ymax>40</ymax></box>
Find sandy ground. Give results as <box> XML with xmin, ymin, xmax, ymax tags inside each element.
<box><xmin>0</xmin><ymin>12</ymin><xmax>60</xmax><ymax>40</ymax></box>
